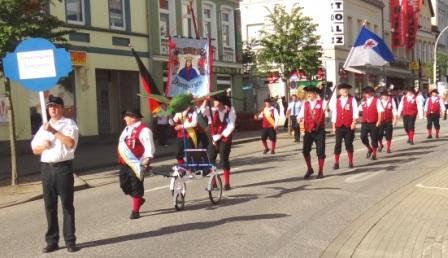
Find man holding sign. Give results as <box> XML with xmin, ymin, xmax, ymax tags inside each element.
<box><xmin>31</xmin><ymin>95</ymin><xmax>79</xmax><ymax>253</ymax></box>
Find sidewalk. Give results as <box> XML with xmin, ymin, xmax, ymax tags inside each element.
<box><xmin>322</xmin><ymin>162</ymin><xmax>448</xmax><ymax>258</ymax></box>
<box><xmin>0</xmin><ymin>130</ymin><xmax>291</xmax><ymax>209</ymax></box>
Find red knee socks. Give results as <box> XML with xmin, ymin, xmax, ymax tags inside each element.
<box><xmin>436</xmin><ymin>129</ymin><xmax>440</xmax><ymax>138</ymax></box>
<box><xmin>271</xmin><ymin>141</ymin><xmax>276</xmax><ymax>151</ymax></box>
<box><xmin>348</xmin><ymin>152</ymin><xmax>353</xmax><ymax>165</ymax></box>
<box><xmin>409</xmin><ymin>130</ymin><xmax>415</xmax><ymax>142</ymax></box>
<box><xmin>303</xmin><ymin>154</ymin><xmax>312</xmax><ymax>170</ymax></box>
<box><xmin>334</xmin><ymin>154</ymin><xmax>340</xmax><ymax>164</ymax></box>
<box><xmin>386</xmin><ymin>140</ymin><xmax>391</xmax><ymax>152</ymax></box>
<box><xmin>365</xmin><ymin>144</ymin><xmax>373</xmax><ymax>153</ymax></box>
<box><xmin>223</xmin><ymin>170</ymin><xmax>230</xmax><ymax>186</ymax></box>
<box><xmin>428</xmin><ymin>129</ymin><xmax>432</xmax><ymax>137</ymax></box>
<box><xmin>132</xmin><ymin>197</ymin><xmax>141</xmax><ymax>212</ymax></box>
<box><xmin>318</xmin><ymin>159</ymin><xmax>325</xmax><ymax>173</ymax></box>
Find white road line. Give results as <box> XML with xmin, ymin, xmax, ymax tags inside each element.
<box><xmin>416</xmin><ymin>184</ymin><xmax>448</xmax><ymax>190</ymax></box>
<box><xmin>345</xmin><ymin>170</ymin><xmax>386</xmax><ymax>183</ymax></box>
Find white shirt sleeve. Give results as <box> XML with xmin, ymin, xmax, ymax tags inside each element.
<box><xmin>298</xmin><ymin>103</ymin><xmax>305</xmax><ymax>120</ymax></box>
<box><xmin>222</xmin><ymin>107</ymin><xmax>236</xmax><ymax>137</ymax></box>
<box><xmin>139</xmin><ymin>127</ymin><xmax>155</xmax><ymax>159</ymax></box>
<box><xmin>397</xmin><ymin>99</ymin><xmax>404</xmax><ymax>115</ymax></box>
<box><xmin>392</xmin><ymin>99</ymin><xmax>398</xmax><ymax>116</ymax></box>
<box><xmin>286</xmin><ymin>103</ymin><xmax>292</xmax><ymax>113</ymax></box>
<box><xmin>31</xmin><ymin>126</ymin><xmax>47</xmax><ymax>149</ymax></box>
<box><xmin>376</xmin><ymin>100</ymin><xmax>385</xmax><ymax>113</ymax></box>
<box><xmin>352</xmin><ymin>98</ymin><xmax>359</xmax><ymax>120</ymax></box>
<box><xmin>182</xmin><ymin>111</ymin><xmax>198</xmax><ymax>129</ymax></box>
<box><xmin>358</xmin><ymin>102</ymin><xmax>364</xmax><ymax>112</ymax></box>
<box><xmin>417</xmin><ymin>99</ymin><xmax>424</xmax><ymax>118</ymax></box>
<box><xmin>424</xmin><ymin>99</ymin><xmax>429</xmax><ymax>112</ymax></box>
<box><xmin>274</xmin><ymin>108</ymin><xmax>280</xmax><ymax>127</ymax></box>
<box><xmin>441</xmin><ymin>99</ymin><xmax>447</xmax><ymax>112</ymax></box>
<box><xmin>257</xmin><ymin>110</ymin><xmax>264</xmax><ymax>120</ymax></box>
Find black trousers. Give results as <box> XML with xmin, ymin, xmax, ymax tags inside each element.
<box><xmin>403</xmin><ymin>115</ymin><xmax>416</xmax><ymax>132</ymax></box>
<box><xmin>119</xmin><ymin>165</ymin><xmax>144</xmax><ymax>197</ymax></box>
<box><xmin>208</xmin><ymin>139</ymin><xmax>232</xmax><ymax>170</ymax></box>
<box><xmin>196</xmin><ymin>130</ymin><xmax>210</xmax><ymax>149</ymax></box>
<box><xmin>157</xmin><ymin>124</ymin><xmax>169</xmax><ymax>146</ymax></box>
<box><xmin>41</xmin><ymin>161</ymin><xmax>76</xmax><ymax>246</ymax></box>
<box><xmin>427</xmin><ymin>113</ymin><xmax>441</xmax><ymax>130</ymax></box>
<box><xmin>290</xmin><ymin>116</ymin><xmax>300</xmax><ymax>141</ymax></box>
<box><xmin>334</xmin><ymin>126</ymin><xmax>354</xmax><ymax>154</ymax></box>
<box><xmin>360</xmin><ymin>122</ymin><xmax>379</xmax><ymax>148</ymax></box>
<box><xmin>176</xmin><ymin>137</ymin><xmax>195</xmax><ymax>160</ymax></box>
<box><xmin>302</xmin><ymin>129</ymin><xmax>326</xmax><ymax>159</ymax></box>
<box><xmin>261</xmin><ymin>128</ymin><xmax>276</xmax><ymax>141</ymax></box>
<box><xmin>378</xmin><ymin>121</ymin><xmax>393</xmax><ymax>141</ymax></box>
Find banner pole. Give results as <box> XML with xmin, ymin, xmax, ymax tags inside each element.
<box><xmin>39</xmin><ymin>91</ymin><xmax>48</xmax><ymax>123</ymax></box>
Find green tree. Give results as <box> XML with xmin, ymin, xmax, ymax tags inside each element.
<box><xmin>0</xmin><ymin>0</ymin><xmax>72</xmax><ymax>185</ymax></box>
<box><xmin>425</xmin><ymin>53</ymin><xmax>448</xmax><ymax>82</ymax></box>
<box><xmin>257</xmin><ymin>4</ymin><xmax>322</xmax><ymax>83</ymax></box>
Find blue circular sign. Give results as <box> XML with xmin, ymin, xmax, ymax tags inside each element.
<box><xmin>2</xmin><ymin>38</ymin><xmax>72</xmax><ymax>92</ymax></box>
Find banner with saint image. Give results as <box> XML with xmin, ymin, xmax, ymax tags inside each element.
<box><xmin>166</xmin><ymin>37</ymin><xmax>211</xmax><ymax>97</ymax></box>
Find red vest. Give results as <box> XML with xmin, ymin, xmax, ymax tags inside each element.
<box><xmin>402</xmin><ymin>95</ymin><xmax>417</xmax><ymax>116</ymax></box>
<box><xmin>335</xmin><ymin>96</ymin><xmax>353</xmax><ymax>128</ymax></box>
<box><xmin>361</xmin><ymin>97</ymin><xmax>379</xmax><ymax>123</ymax></box>
<box><xmin>381</xmin><ymin>99</ymin><xmax>394</xmax><ymax>122</ymax></box>
<box><xmin>262</xmin><ymin>108</ymin><xmax>275</xmax><ymax>128</ymax></box>
<box><xmin>175</xmin><ymin>110</ymin><xmax>195</xmax><ymax>139</ymax></box>
<box><xmin>210</xmin><ymin>108</ymin><xmax>232</xmax><ymax>142</ymax></box>
<box><xmin>118</xmin><ymin>123</ymin><xmax>146</xmax><ymax>164</ymax></box>
<box><xmin>427</xmin><ymin>97</ymin><xmax>441</xmax><ymax>115</ymax></box>
<box><xmin>303</xmin><ymin>99</ymin><xmax>325</xmax><ymax>133</ymax></box>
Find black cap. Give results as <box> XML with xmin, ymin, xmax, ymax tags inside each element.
<box><xmin>213</xmin><ymin>94</ymin><xmax>231</xmax><ymax>107</ymax></box>
<box><xmin>264</xmin><ymin>98</ymin><xmax>272</xmax><ymax>103</ymax></box>
<box><xmin>123</xmin><ymin>108</ymin><xmax>143</xmax><ymax>119</ymax></box>
<box><xmin>406</xmin><ymin>87</ymin><xmax>416</xmax><ymax>93</ymax></box>
<box><xmin>431</xmin><ymin>89</ymin><xmax>439</xmax><ymax>94</ymax></box>
<box><xmin>337</xmin><ymin>83</ymin><xmax>352</xmax><ymax>89</ymax></box>
<box><xmin>303</xmin><ymin>86</ymin><xmax>320</xmax><ymax>93</ymax></box>
<box><xmin>362</xmin><ymin>86</ymin><xmax>375</xmax><ymax>94</ymax></box>
<box><xmin>47</xmin><ymin>95</ymin><xmax>64</xmax><ymax>107</ymax></box>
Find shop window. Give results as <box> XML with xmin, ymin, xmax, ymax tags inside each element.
<box><xmin>66</xmin><ymin>0</ymin><xmax>85</xmax><ymax>25</ymax></box>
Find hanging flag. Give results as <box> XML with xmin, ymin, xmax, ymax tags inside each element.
<box><xmin>131</xmin><ymin>47</ymin><xmax>161</xmax><ymax>113</ymax></box>
<box><xmin>406</xmin><ymin>0</ymin><xmax>423</xmax><ymax>50</ymax></box>
<box><xmin>390</xmin><ymin>0</ymin><xmax>405</xmax><ymax>48</ymax></box>
<box><xmin>343</xmin><ymin>26</ymin><xmax>395</xmax><ymax>74</ymax></box>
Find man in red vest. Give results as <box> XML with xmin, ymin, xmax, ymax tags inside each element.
<box><xmin>208</xmin><ymin>94</ymin><xmax>236</xmax><ymax>190</ymax></box>
<box><xmin>329</xmin><ymin>83</ymin><xmax>358</xmax><ymax>169</ymax></box>
<box><xmin>398</xmin><ymin>87</ymin><xmax>422</xmax><ymax>145</ymax></box>
<box><xmin>424</xmin><ymin>89</ymin><xmax>446</xmax><ymax>138</ymax></box>
<box><xmin>118</xmin><ymin>109</ymin><xmax>155</xmax><ymax>219</ymax></box>
<box><xmin>169</xmin><ymin>106</ymin><xmax>198</xmax><ymax>164</ymax></box>
<box><xmin>378</xmin><ymin>90</ymin><xmax>398</xmax><ymax>153</ymax></box>
<box><xmin>358</xmin><ymin>86</ymin><xmax>383</xmax><ymax>160</ymax></box>
<box><xmin>298</xmin><ymin>86</ymin><xmax>327</xmax><ymax>179</ymax></box>
<box><xmin>255</xmin><ymin>98</ymin><xmax>279</xmax><ymax>154</ymax></box>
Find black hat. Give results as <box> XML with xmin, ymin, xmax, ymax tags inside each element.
<box><xmin>213</xmin><ymin>94</ymin><xmax>231</xmax><ymax>106</ymax></box>
<box><xmin>431</xmin><ymin>89</ymin><xmax>439</xmax><ymax>94</ymax></box>
<box><xmin>123</xmin><ymin>108</ymin><xmax>143</xmax><ymax>119</ymax></box>
<box><xmin>380</xmin><ymin>90</ymin><xmax>390</xmax><ymax>96</ymax></box>
<box><xmin>406</xmin><ymin>87</ymin><xmax>416</xmax><ymax>93</ymax></box>
<box><xmin>337</xmin><ymin>83</ymin><xmax>352</xmax><ymax>89</ymax></box>
<box><xmin>47</xmin><ymin>95</ymin><xmax>64</xmax><ymax>107</ymax></box>
<box><xmin>303</xmin><ymin>86</ymin><xmax>320</xmax><ymax>93</ymax></box>
<box><xmin>264</xmin><ymin>98</ymin><xmax>272</xmax><ymax>103</ymax></box>
<box><xmin>362</xmin><ymin>86</ymin><xmax>375</xmax><ymax>93</ymax></box>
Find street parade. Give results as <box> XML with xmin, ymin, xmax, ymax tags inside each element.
<box><xmin>3</xmin><ymin>0</ymin><xmax>448</xmax><ymax>257</ymax></box>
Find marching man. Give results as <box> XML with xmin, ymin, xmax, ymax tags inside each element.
<box><xmin>424</xmin><ymin>89</ymin><xmax>446</xmax><ymax>139</ymax></box>
<box><xmin>255</xmin><ymin>98</ymin><xmax>279</xmax><ymax>154</ymax></box>
<box><xmin>118</xmin><ymin>109</ymin><xmax>155</xmax><ymax>219</ymax></box>
<box><xmin>378</xmin><ymin>90</ymin><xmax>398</xmax><ymax>153</ymax></box>
<box><xmin>398</xmin><ymin>87</ymin><xmax>422</xmax><ymax>145</ymax></box>
<box><xmin>169</xmin><ymin>106</ymin><xmax>198</xmax><ymax>165</ymax></box>
<box><xmin>329</xmin><ymin>83</ymin><xmax>358</xmax><ymax>169</ymax></box>
<box><xmin>358</xmin><ymin>86</ymin><xmax>384</xmax><ymax>160</ymax></box>
<box><xmin>298</xmin><ymin>86</ymin><xmax>327</xmax><ymax>179</ymax></box>
<box><xmin>208</xmin><ymin>94</ymin><xmax>236</xmax><ymax>190</ymax></box>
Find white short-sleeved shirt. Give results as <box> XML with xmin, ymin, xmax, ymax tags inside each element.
<box><xmin>358</xmin><ymin>97</ymin><xmax>384</xmax><ymax>113</ymax></box>
<box><xmin>31</xmin><ymin>117</ymin><xmax>79</xmax><ymax>163</ymax></box>
<box><xmin>122</xmin><ymin>121</ymin><xmax>155</xmax><ymax>159</ymax></box>
<box><xmin>329</xmin><ymin>96</ymin><xmax>359</xmax><ymax>123</ymax></box>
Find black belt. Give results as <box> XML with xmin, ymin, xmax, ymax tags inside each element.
<box><xmin>42</xmin><ymin>160</ymin><xmax>73</xmax><ymax>167</ymax></box>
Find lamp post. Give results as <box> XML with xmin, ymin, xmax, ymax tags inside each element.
<box><xmin>433</xmin><ymin>26</ymin><xmax>448</xmax><ymax>85</ymax></box>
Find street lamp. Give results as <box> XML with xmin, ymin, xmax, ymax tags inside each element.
<box><xmin>433</xmin><ymin>26</ymin><xmax>448</xmax><ymax>85</ymax></box>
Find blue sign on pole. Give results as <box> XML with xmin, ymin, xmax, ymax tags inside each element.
<box><xmin>2</xmin><ymin>38</ymin><xmax>72</xmax><ymax>92</ymax></box>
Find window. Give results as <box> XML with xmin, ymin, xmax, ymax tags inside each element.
<box><xmin>221</xmin><ymin>10</ymin><xmax>231</xmax><ymax>47</ymax></box>
<box><xmin>182</xmin><ymin>0</ymin><xmax>197</xmax><ymax>38</ymax></box>
<box><xmin>220</xmin><ymin>6</ymin><xmax>235</xmax><ymax>62</ymax></box>
<box><xmin>66</xmin><ymin>0</ymin><xmax>85</xmax><ymax>25</ymax></box>
<box><xmin>109</xmin><ymin>0</ymin><xmax>125</xmax><ymax>30</ymax></box>
<box><xmin>202</xmin><ymin>2</ymin><xmax>218</xmax><ymax>59</ymax></box>
<box><xmin>159</xmin><ymin>0</ymin><xmax>176</xmax><ymax>55</ymax></box>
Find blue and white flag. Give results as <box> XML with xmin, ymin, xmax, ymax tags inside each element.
<box><xmin>343</xmin><ymin>26</ymin><xmax>395</xmax><ymax>74</ymax></box>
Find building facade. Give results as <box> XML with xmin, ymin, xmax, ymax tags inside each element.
<box><xmin>0</xmin><ymin>0</ymin><xmax>243</xmax><ymax>141</ymax></box>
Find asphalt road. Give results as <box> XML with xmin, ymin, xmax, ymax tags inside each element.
<box><xmin>0</xmin><ymin>120</ymin><xmax>445</xmax><ymax>258</ymax></box>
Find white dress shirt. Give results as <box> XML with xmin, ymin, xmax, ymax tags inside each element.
<box><xmin>122</xmin><ymin>121</ymin><xmax>155</xmax><ymax>159</ymax></box>
<box><xmin>210</xmin><ymin>106</ymin><xmax>236</xmax><ymax>137</ymax></box>
<box><xmin>298</xmin><ymin>99</ymin><xmax>328</xmax><ymax>120</ymax></box>
<box><xmin>170</xmin><ymin>109</ymin><xmax>198</xmax><ymax>129</ymax></box>
<box><xmin>329</xmin><ymin>96</ymin><xmax>359</xmax><ymax>123</ymax></box>
<box><xmin>286</xmin><ymin>100</ymin><xmax>302</xmax><ymax>116</ymax></box>
<box><xmin>358</xmin><ymin>96</ymin><xmax>384</xmax><ymax>113</ymax></box>
<box><xmin>424</xmin><ymin>96</ymin><xmax>447</xmax><ymax>113</ymax></box>
<box><xmin>380</xmin><ymin>98</ymin><xmax>398</xmax><ymax>116</ymax></box>
<box><xmin>31</xmin><ymin>117</ymin><xmax>79</xmax><ymax>163</ymax></box>
<box><xmin>258</xmin><ymin>106</ymin><xmax>280</xmax><ymax>127</ymax></box>
<box><xmin>397</xmin><ymin>95</ymin><xmax>424</xmax><ymax>117</ymax></box>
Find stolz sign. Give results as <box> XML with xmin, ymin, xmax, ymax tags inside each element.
<box><xmin>330</xmin><ymin>0</ymin><xmax>344</xmax><ymax>46</ymax></box>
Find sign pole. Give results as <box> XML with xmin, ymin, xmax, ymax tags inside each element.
<box><xmin>39</xmin><ymin>91</ymin><xmax>48</xmax><ymax>123</ymax></box>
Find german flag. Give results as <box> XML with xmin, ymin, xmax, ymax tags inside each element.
<box><xmin>131</xmin><ymin>47</ymin><xmax>161</xmax><ymax>113</ymax></box>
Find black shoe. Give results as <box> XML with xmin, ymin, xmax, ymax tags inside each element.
<box><xmin>366</xmin><ymin>151</ymin><xmax>372</xmax><ymax>158</ymax></box>
<box><xmin>333</xmin><ymin>163</ymin><xmax>339</xmax><ymax>170</ymax></box>
<box><xmin>271</xmin><ymin>150</ymin><xmax>275</xmax><ymax>154</ymax></box>
<box><xmin>42</xmin><ymin>244</ymin><xmax>59</xmax><ymax>253</ymax></box>
<box><xmin>130</xmin><ymin>211</ymin><xmax>140</xmax><ymax>220</ymax></box>
<box><xmin>409</xmin><ymin>141</ymin><xmax>415</xmax><ymax>145</ymax></box>
<box><xmin>263</xmin><ymin>148</ymin><xmax>270</xmax><ymax>154</ymax></box>
<box><xmin>304</xmin><ymin>169</ymin><xmax>314</xmax><ymax>179</ymax></box>
<box><xmin>224</xmin><ymin>185</ymin><xmax>231</xmax><ymax>191</ymax></box>
<box><xmin>66</xmin><ymin>243</ymin><xmax>79</xmax><ymax>253</ymax></box>
<box><xmin>378</xmin><ymin>145</ymin><xmax>383</xmax><ymax>152</ymax></box>
<box><xmin>294</xmin><ymin>139</ymin><xmax>300</xmax><ymax>142</ymax></box>
<box><xmin>427</xmin><ymin>135</ymin><xmax>432</xmax><ymax>139</ymax></box>
<box><xmin>349</xmin><ymin>163</ymin><xmax>354</xmax><ymax>168</ymax></box>
<box><xmin>371</xmin><ymin>154</ymin><xmax>377</xmax><ymax>160</ymax></box>
<box><xmin>316</xmin><ymin>173</ymin><xmax>324</xmax><ymax>179</ymax></box>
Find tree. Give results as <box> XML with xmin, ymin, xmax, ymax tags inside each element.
<box><xmin>0</xmin><ymin>0</ymin><xmax>72</xmax><ymax>185</ymax></box>
<box><xmin>425</xmin><ymin>53</ymin><xmax>448</xmax><ymax>83</ymax></box>
<box><xmin>256</xmin><ymin>4</ymin><xmax>322</xmax><ymax>83</ymax></box>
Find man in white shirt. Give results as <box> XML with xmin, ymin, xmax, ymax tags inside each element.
<box><xmin>31</xmin><ymin>95</ymin><xmax>79</xmax><ymax>253</ymax></box>
<box><xmin>286</xmin><ymin>94</ymin><xmax>303</xmax><ymax>142</ymax></box>
<box><xmin>117</xmin><ymin>108</ymin><xmax>155</xmax><ymax>219</ymax></box>
<box><xmin>424</xmin><ymin>89</ymin><xmax>446</xmax><ymax>138</ymax></box>
<box><xmin>378</xmin><ymin>90</ymin><xmax>398</xmax><ymax>153</ymax></box>
<box><xmin>154</xmin><ymin>103</ymin><xmax>171</xmax><ymax>146</ymax></box>
<box><xmin>397</xmin><ymin>87</ymin><xmax>422</xmax><ymax>145</ymax></box>
<box><xmin>255</xmin><ymin>98</ymin><xmax>280</xmax><ymax>154</ymax></box>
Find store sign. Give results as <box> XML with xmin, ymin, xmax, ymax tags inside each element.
<box><xmin>70</xmin><ymin>51</ymin><xmax>87</xmax><ymax>66</ymax></box>
<box><xmin>0</xmin><ymin>94</ymin><xmax>8</xmax><ymax>123</ymax></box>
<box><xmin>330</xmin><ymin>0</ymin><xmax>344</xmax><ymax>46</ymax></box>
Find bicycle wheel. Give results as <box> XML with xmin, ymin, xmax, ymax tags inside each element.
<box><xmin>208</xmin><ymin>174</ymin><xmax>222</xmax><ymax>204</ymax></box>
<box><xmin>172</xmin><ymin>176</ymin><xmax>186</xmax><ymax>210</ymax></box>
<box><xmin>174</xmin><ymin>192</ymin><xmax>185</xmax><ymax>211</ymax></box>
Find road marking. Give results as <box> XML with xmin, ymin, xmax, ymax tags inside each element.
<box><xmin>345</xmin><ymin>170</ymin><xmax>386</xmax><ymax>183</ymax></box>
<box><xmin>416</xmin><ymin>184</ymin><xmax>448</xmax><ymax>191</ymax></box>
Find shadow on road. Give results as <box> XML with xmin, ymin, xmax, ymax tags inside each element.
<box><xmin>77</xmin><ymin>213</ymin><xmax>290</xmax><ymax>250</ymax></box>
<box><xmin>266</xmin><ymin>185</ymin><xmax>341</xmax><ymax>198</ymax></box>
